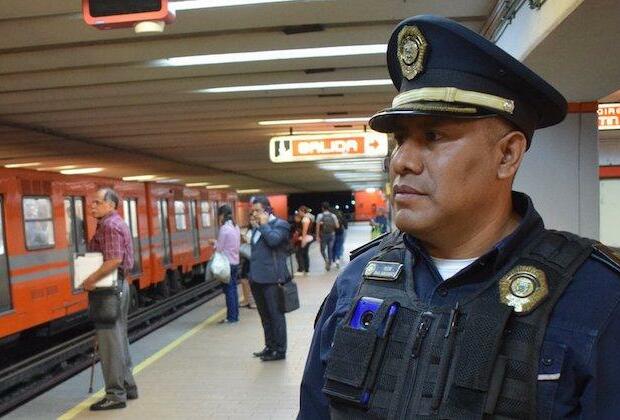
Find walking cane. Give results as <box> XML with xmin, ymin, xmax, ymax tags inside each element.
<box><xmin>88</xmin><ymin>336</ymin><xmax>98</xmax><ymax>393</ymax></box>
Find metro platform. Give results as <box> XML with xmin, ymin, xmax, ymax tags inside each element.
<box><xmin>6</xmin><ymin>223</ymin><xmax>371</xmax><ymax>420</ymax></box>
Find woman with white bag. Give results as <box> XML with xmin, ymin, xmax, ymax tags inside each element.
<box><xmin>210</xmin><ymin>204</ymin><xmax>240</xmax><ymax>323</ymax></box>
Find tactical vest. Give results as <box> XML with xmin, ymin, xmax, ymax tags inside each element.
<box><xmin>323</xmin><ymin>229</ymin><xmax>594</xmax><ymax>419</ymax></box>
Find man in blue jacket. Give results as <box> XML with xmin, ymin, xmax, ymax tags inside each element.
<box><xmin>298</xmin><ymin>15</ymin><xmax>620</xmax><ymax>419</ymax></box>
<box><xmin>249</xmin><ymin>195</ymin><xmax>291</xmax><ymax>361</ymax></box>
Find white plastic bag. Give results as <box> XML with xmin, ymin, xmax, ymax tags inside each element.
<box><xmin>210</xmin><ymin>251</ymin><xmax>231</xmax><ymax>283</ymax></box>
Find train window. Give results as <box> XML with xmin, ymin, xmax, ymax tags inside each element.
<box><xmin>23</xmin><ymin>197</ymin><xmax>55</xmax><ymax>250</ymax></box>
<box><xmin>122</xmin><ymin>198</ymin><xmax>142</xmax><ymax>274</ymax></box>
<box><xmin>174</xmin><ymin>200</ymin><xmax>187</xmax><ymax>231</ymax></box>
<box><xmin>0</xmin><ymin>196</ymin><xmax>12</xmax><ymax>312</ymax></box>
<box><xmin>200</xmin><ymin>201</ymin><xmax>211</xmax><ymax>227</ymax></box>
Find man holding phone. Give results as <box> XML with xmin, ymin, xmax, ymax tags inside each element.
<box><xmin>248</xmin><ymin>195</ymin><xmax>291</xmax><ymax>361</ymax></box>
<box><xmin>299</xmin><ymin>15</ymin><xmax>620</xmax><ymax>419</ymax></box>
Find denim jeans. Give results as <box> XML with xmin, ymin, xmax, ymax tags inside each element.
<box><xmin>320</xmin><ymin>233</ymin><xmax>335</xmax><ymax>264</ymax></box>
<box><xmin>221</xmin><ymin>264</ymin><xmax>239</xmax><ymax>322</ymax></box>
<box><xmin>332</xmin><ymin>230</ymin><xmax>345</xmax><ymax>262</ymax></box>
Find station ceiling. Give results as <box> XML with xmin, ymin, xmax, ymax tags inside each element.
<box><xmin>0</xmin><ymin>0</ymin><xmax>497</xmax><ymax>193</ymax></box>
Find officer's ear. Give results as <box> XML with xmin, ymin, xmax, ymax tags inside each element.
<box><xmin>496</xmin><ymin>130</ymin><xmax>527</xmax><ymax>180</ymax></box>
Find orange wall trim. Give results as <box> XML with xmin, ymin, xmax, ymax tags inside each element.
<box><xmin>267</xmin><ymin>195</ymin><xmax>288</xmax><ymax>219</ymax></box>
<box><xmin>567</xmin><ymin>102</ymin><xmax>598</xmax><ymax>113</ymax></box>
<box><xmin>600</xmin><ymin>166</ymin><xmax>620</xmax><ymax>179</ymax></box>
<box><xmin>354</xmin><ymin>190</ymin><xmax>388</xmax><ymax>221</ymax></box>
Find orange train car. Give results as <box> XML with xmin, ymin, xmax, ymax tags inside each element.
<box><xmin>0</xmin><ymin>168</ymin><xmax>233</xmax><ymax>343</ymax></box>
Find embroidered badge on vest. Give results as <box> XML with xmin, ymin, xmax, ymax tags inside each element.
<box><xmin>499</xmin><ymin>265</ymin><xmax>548</xmax><ymax>314</ymax></box>
<box><xmin>363</xmin><ymin>261</ymin><xmax>403</xmax><ymax>281</ymax></box>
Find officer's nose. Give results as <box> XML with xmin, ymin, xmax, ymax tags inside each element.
<box><xmin>390</xmin><ymin>137</ymin><xmax>425</xmax><ymax>177</ymax></box>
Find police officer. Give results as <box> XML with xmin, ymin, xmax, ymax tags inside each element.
<box><xmin>298</xmin><ymin>15</ymin><xmax>620</xmax><ymax>419</ymax></box>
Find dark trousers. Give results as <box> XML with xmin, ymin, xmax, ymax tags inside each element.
<box><xmin>221</xmin><ymin>264</ymin><xmax>239</xmax><ymax>322</ymax></box>
<box><xmin>333</xmin><ymin>230</ymin><xmax>345</xmax><ymax>262</ymax></box>
<box><xmin>320</xmin><ymin>233</ymin><xmax>335</xmax><ymax>264</ymax></box>
<box><xmin>250</xmin><ymin>282</ymin><xmax>287</xmax><ymax>353</ymax></box>
<box><xmin>299</xmin><ymin>242</ymin><xmax>311</xmax><ymax>272</ymax></box>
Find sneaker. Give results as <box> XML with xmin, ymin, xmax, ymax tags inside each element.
<box><xmin>90</xmin><ymin>398</ymin><xmax>126</xmax><ymax>411</ymax></box>
<box><xmin>335</xmin><ymin>260</ymin><xmax>341</xmax><ymax>268</ymax></box>
<box><xmin>325</xmin><ymin>262</ymin><xmax>331</xmax><ymax>271</ymax></box>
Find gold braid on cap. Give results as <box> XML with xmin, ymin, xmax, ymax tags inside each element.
<box><xmin>392</xmin><ymin>87</ymin><xmax>515</xmax><ymax>115</ymax></box>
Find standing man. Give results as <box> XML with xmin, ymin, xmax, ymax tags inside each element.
<box><xmin>248</xmin><ymin>195</ymin><xmax>291</xmax><ymax>361</ymax></box>
<box><xmin>315</xmin><ymin>202</ymin><xmax>339</xmax><ymax>272</ymax></box>
<box><xmin>299</xmin><ymin>15</ymin><xmax>620</xmax><ymax>418</ymax></box>
<box><xmin>83</xmin><ymin>188</ymin><xmax>138</xmax><ymax>411</ymax></box>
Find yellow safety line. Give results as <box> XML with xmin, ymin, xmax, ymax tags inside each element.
<box><xmin>58</xmin><ymin>308</ymin><xmax>226</xmax><ymax>420</ymax></box>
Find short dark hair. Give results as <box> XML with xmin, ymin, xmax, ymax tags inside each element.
<box><xmin>251</xmin><ymin>195</ymin><xmax>272</xmax><ymax>212</ymax></box>
<box><xmin>321</xmin><ymin>201</ymin><xmax>331</xmax><ymax>211</ymax></box>
<box><xmin>100</xmin><ymin>188</ymin><xmax>119</xmax><ymax>209</ymax></box>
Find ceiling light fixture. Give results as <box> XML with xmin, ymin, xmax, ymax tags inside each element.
<box><xmin>186</xmin><ymin>182</ymin><xmax>211</xmax><ymax>187</ymax></box>
<box><xmin>206</xmin><ymin>184</ymin><xmax>231</xmax><ymax>189</ymax></box>
<box><xmin>259</xmin><ymin>117</ymin><xmax>370</xmax><ymax>126</ymax></box>
<box><xmin>170</xmin><ymin>0</ymin><xmax>296</xmax><ymax>12</ymax></box>
<box><xmin>60</xmin><ymin>168</ymin><xmax>104</xmax><ymax>175</ymax></box>
<box><xmin>154</xmin><ymin>45</ymin><xmax>386</xmax><ymax>67</ymax></box>
<box><xmin>236</xmin><ymin>188</ymin><xmax>261</xmax><ymax>194</ymax></box>
<box><xmin>4</xmin><ymin>162</ymin><xmax>41</xmax><ymax>168</ymax></box>
<box><xmin>156</xmin><ymin>179</ymin><xmax>181</xmax><ymax>184</ymax></box>
<box><xmin>122</xmin><ymin>175</ymin><xmax>158</xmax><ymax>181</ymax></box>
<box><xmin>199</xmin><ymin>79</ymin><xmax>392</xmax><ymax>94</ymax></box>
<box><xmin>37</xmin><ymin>165</ymin><xmax>78</xmax><ymax>171</ymax></box>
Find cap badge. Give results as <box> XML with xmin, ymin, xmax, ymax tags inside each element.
<box><xmin>397</xmin><ymin>25</ymin><xmax>428</xmax><ymax>81</ymax></box>
<box><xmin>499</xmin><ymin>265</ymin><xmax>548</xmax><ymax>315</ymax></box>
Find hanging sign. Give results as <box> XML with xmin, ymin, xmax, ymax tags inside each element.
<box><xmin>269</xmin><ymin>132</ymin><xmax>388</xmax><ymax>163</ymax></box>
<box><xmin>598</xmin><ymin>103</ymin><xmax>620</xmax><ymax>131</ymax></box>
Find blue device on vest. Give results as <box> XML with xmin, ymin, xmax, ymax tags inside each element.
<box><xmin>349</xmin><ymin>297</ymin><xmax>399</xmax><ymax>406</ymax></box>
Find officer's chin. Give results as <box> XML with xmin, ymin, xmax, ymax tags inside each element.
<box><xmin>393</xmin><ymin>208</ymin><xmax>434</xmax><ymax>237</ymax></box>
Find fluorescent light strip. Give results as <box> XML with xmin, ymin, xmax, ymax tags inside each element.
<box><xmin>200</xmin><ymin>79</ymin><xmax>392</xmax><ymax>93</ymax></box>
<box><xmin>171</xmin><ymin>0</ymin><xmax>295</xmax><ymax>12</ymax></box>
<box><xmin>61</xmin><ymin>168</ymin><xmax>104</xmax><ymax>175</ymax></box>
<box><xmin>260</xmin><ymin>117</ymin><xmax>370</xmax><ymax>126</ymax></box>
<box><xmin>157</xmin><ymin>45</ymin><xmax>386</xmax><ymax>67</ymax></box>
<box><xmin>206</xmin><ymin>184</ymin><xmax>230</xmax><ymax>189</ymax></box>
<box><xmin>122</xmin><ymin>175</ymin><xmax>158</xmax><ymax>181</ymax></box>
<box><xmin>5</xmin><ymin>162</ymin><xmax>41</xmax><ymax>168</ymax></box>
<box><xmin>186</xmin><ymin>182</ymin><xmax>211</xmax><ymax>187</ymax></box>
<box><xmin>237</xmin><ymin>188</ymin><xmax>261</xmax><ymax>194</ymax></box>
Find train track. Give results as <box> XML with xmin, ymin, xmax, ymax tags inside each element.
<box><xmin>0</xmin><ymin>280</ymin><xmax>222</xmax><ymax>416</ymax></box>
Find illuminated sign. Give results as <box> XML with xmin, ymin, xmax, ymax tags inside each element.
<box><xmin>269</xmin><ymin>132</ymin><xmax>388</xmax><ymax>163</ymax></box>
<box><xmin>598</xmin><ymin>103</ymin><xmax>620</xmax><ymax>130</ymax></box>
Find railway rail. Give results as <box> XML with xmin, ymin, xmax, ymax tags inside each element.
<box><xmin>0</xmin><ymin>280</ymin><xmax>222</xmax><ymax>416</ymax></box>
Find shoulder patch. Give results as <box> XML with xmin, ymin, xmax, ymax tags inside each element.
<box><xmin>592</xmin><ymin>242</ymin><xmax>620</xmax><ymax>273</ymax></box>
<box><xmin>349</xmin><ymin>232</ymin><xmax>390</xmax><ymax>261</ymax></box>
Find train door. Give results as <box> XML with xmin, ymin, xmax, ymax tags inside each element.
<box><xmin>189</xmin><ymin>200</ymin><xmax>200</xmax><ymax>259</ymax></box>
<box><xmin>0</xmin><ymin>196</ymin><xmax>11</xmax><ymax>313</ymax></box>
<box><xmin>64</xmin><ymin>196</ymin><xmax>87</xmax><ymax>292</ymax></box>
<box><xmin>123</xmin><ymin>198</ymin><xmax>142</xmax><ymax>275</ymax></box>
<box><xmin>157</xmin><ymin>199</ymin><xmax>172</xmax><ymax>265</ymax></box>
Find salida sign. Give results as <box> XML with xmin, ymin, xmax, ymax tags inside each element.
<box><xmin>269</xmin><ymin>132</ymin><xmax>388</xmax><ymax>163</ymax></box>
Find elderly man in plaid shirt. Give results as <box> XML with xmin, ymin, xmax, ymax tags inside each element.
<box><xmin>83</xmin><ymin>188</ymin><xmax>138</xmax><ymax>411</ymax></box>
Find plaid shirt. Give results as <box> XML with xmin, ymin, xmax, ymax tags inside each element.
<box><xmin>88</xmin><ymin>211</ymin><xmax>134</xmax><ymax>272</ymax></box>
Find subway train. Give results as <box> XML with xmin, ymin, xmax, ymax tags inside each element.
<box><xmin>0</xmin><ymin>167</ymin><xmax>237</xmax><ymax>344</ymax></box>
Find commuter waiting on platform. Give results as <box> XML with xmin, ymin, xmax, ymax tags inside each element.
<box><xmin>331</xmin><ymin>208</ymin><xmax>348</xmax><ymax>268</ymax></box>
<box><xmin>83</xmin><ymin>188</ymin><xmax>137</xmax><ymax>411</ymax></box>
<box><xmin>369</xmin><ymin>207</ymin><xmax>389</xmax><ymax>239</ymax></box>
<box><xmin>297</xmin><ymin>205</ymin><xmax>314</xmax><ymax>275</ymax></box>
<box><xmin>315</xmin><ymin>202</ymin><xmax>339</xmax><ymax>272</ymax></box>
<box><xmin>212</xmin><ymin>204</ymin><xmax>241</xmax><ymax>324</ymax></box>
<box><xmin>248</xmin><ymin>195</ymin><xmax>291</xmax><ymax>361</ymax></box>
<box><xmin>239</xmin><ymin>223</ymin><xmax>256</xmax><ymax>309</ymax></box>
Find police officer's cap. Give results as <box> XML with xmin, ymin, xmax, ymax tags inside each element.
<box><xmin>369</xmin><ymin>15</ymin><xmax>567</xmax><ymax>143</ymax></box>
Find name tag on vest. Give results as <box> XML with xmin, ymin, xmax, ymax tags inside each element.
<box><xmin>363</xmin><ymin>261</ymin><xmax>403</xmax><ymax>281</ymax></box>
